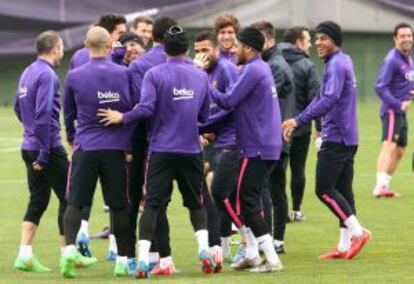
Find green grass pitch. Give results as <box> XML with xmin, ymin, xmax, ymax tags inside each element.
<box><xmin>1</xmin><ymin>102</ymin><xmax>414</xmax><ymax>283</ymax></box>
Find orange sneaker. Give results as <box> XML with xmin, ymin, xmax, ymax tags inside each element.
<box><xmin>318</xmin><ymin>247</ymin><xmax>347</xmax><ymax>260</ymax></box>
<box><xmin>346</xmin><ymin>228</ymin><xmax>372</xmax><ymax>259</ymax></box>
<box><xmin>373</xmin><ymin>187</ymin><xmax>400</xmax><ymax>198</ymax></box>
<box><xmin>150</xmin><ymin>263</ymin><xmax>175</xmax><ymax>276</ymax></box>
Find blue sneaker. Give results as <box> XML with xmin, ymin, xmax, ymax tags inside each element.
<box><xmin>148</xmin><ymin>261</ymin><xmax>158</xmax><ymax>271</ymax></box>
<box><xmin>233</xmin><ymin>244</ymin><xmax>246</xmax><ymax>264</ymax></box>
<box><xmin>135</xmin><ymin>260</ymin><xmax>150</xmax><ymax>279</ymax></box>
<box><xmin>199</xmin><ymin>249</ymin><xmax>216</xmax><ymax>274</ymax></box>
<box><xmin>76</xmin><ymin>233</ymin><xmax>92</xmax><ymax>257</ymax></box>
<box><xmin>127</xmin><ymin>258</ymin><xmax>137</xmax><ymax>277</ymax></box>
<box><xmin>106</xmin><ymin>250</ymin><xmax>117</xmax><ymax>262</ymax></box>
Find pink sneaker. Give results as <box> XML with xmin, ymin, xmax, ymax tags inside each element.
<box><xmin>373</xmin><ymin>186</ymin><xmax>401</xmax><ymax>198</ymax></box>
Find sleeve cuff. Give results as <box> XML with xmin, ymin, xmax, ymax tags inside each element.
<box><xmin>36</xmin><ymin>150</ymin><xmax>49</xmax><ymax>167</ymax></box>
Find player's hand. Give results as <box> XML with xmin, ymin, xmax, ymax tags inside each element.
<box><xmin>200</xmin><ymin>135</ymin><xmax>210</xmax><ymax>147</ymax></box>
<box><xmin>193</xmin><ymin>53</ymin><xmax>209</xmax><ymax>70</ymax></box>
<box><xmin>401</xmin><ymin>100</ymin><xmax>411</xmax><ymax>112</ymax></box>
<box><xmin>282</xmin><ymin>119</ymin><xmax>298</xmax><ymax>141</ymax></box>
<box><xmin>125</xmin><ymin>154</ymin><xmax>133</xmax><ymax>163</ymax></box>
<box><xmin>410</xmin><ymin>90</ymin><xmax>414</xmax><ymax>98</ymax></box>
<box><xmin>203</xmin><ymin>133</ymin><xmax>216</xmax><ymax>143</ymax></box>
<box><xmin>97</xmin><ymin>108</ymin><xmax>123</xmax><ymax>126</ymax></box>
<box><xmin>32</xmin><ymin>161</ymin><xmax>43</xmax><ymax>171</ymax></box>
<box><xmin>313</xmin><ymin>131</ymin><xmax>321</xmax><ymax>140</ymax></box>
<box><xmin>112</xmin><ymin>41</ymin><xmax>122</xmax><ymax>48</ymax></box>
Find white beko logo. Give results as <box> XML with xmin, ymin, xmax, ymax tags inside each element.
<box><xmin>18</xmin><ymin>86</ymin><xmax>28</xmax><ymax>98</ymax></box>
<box><xmin>405</xmin><ymin>70</ymin><xmax>414</xmax><ymax>82</ymax></box>
<box><xmin>173</xmin><ymin>87</ymin><xmax>194</xmax><ymax>100</ymax></box>
<box><xmin>97</xmin><ymin>91</ymin><xmax>120</xmax><ymax>104</ymax></box>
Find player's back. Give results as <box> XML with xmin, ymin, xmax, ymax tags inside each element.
<box><xmin>65</xmin><ymin>57</ymin><xmax>133</xmax><ymax>150</ymax></box>
<box><xmin>143</xmin><ymin>58</ymin><xmax>210</xmax><ymax>154</ymax></box>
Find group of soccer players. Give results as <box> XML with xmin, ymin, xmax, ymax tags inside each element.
<box><xmin>12</xmin><ymin>9</ymin><xmax>414</xmax><ymax>279</ymax></box>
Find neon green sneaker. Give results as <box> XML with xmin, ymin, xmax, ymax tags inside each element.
<box><xmin>114</xmin><ymin>262</ymin><xmax>128</xmax><ymax>277</ymax></box>
<box><xmin>14</xmin><ymin>256</ymin><xmax>51</xmax><ymax>272</ymax></box>
<box><xmin>73</xmin><ymin>254</ymin><xmax>98</xmax><ymax>269</ymax></box>
<box><xmin>60</xmin><ymin>253</ymin><xmax>97</xmax><ymax>278</ymax></box>
<box><xmin>224</xmin><ymin>255</ymin><xmax>234</xmax><ymax>264</ymax></box>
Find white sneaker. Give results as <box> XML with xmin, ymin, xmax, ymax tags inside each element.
<box><xmin>230</xmin><ymin>256</ymin><xmax>262</xmax><ymax>270</ymax></box>
<box><xmin>250</xmin><ymin>261</ymin><xmax>283</xmax><ymax>273</ymax></box>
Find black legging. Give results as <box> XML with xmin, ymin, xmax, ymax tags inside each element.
<box><xmin>267</xmin><ymin>152</ymin><xmax>289</xmax><ymax>241</ymax></box>
<box><xmin>315</xmin><ymin>142</ymin><xmax>357</xmax><ymax>228</ymax></box>
<box><xmin>289</xmin><ymin>133</ymin><xmax>311</xmax><ymax>211</ymax></box>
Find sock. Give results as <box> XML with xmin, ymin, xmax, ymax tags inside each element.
<box><xmin>195</xmin><ymin>229</ymin><xmax>209</xmax><ymax>253</ymax></box>
<box><xmin>79</xmin><ymin>220</ymin><xmax>89</xmax><ymax>237</ymax></box>
<box><xmin>257</xmin><ymin>234</ymin><xmax>281</xmax><ymax>266</ymax></box>
<box><xmin>138</xmin><ymin>240</ymin><xmax>151</xmax><ymax>264</ymax></box>
<box><xmin>221</xmin><ymin>237</ymin><xmax>231</xmax><ymax>257</ymax></box>
<box><xmin>273</xmin><ymin>239</ymin><xmax>284</xmax><ymax>247</ymax></box>
<box><xmin>108</xmin><ymin>234</ymin><xmax>118</xmax><ymax>253</ymax></box>
<box><xmin>231</xmin><ymin>223</ymin><xmax>238</xmax><ymax>232</ymax></box>
<box><xmin>344</xmin><ymin>215</ymin><xmax>363</xmax><ymax>237</ymax></box>
<box><xmin>18</xmin><ymin>245</ymin><xmax>33</xmax><ymax>259</ymax></box>
<box><xmin>238</xmin><ymin>226</ymin><xmax>248</xmax><ymax>239</ymax></box>
<box><xmin>338</xmin><ymin>228</ymin><xmax>351</xmax><ymax>252</ymax></box>
<box><xmin>63</xmin><ymin>244</ymin><xmax>77</xmax><ymax>257</ymax></box>
<box><xmin>375</xmin><ymin>172</ymin><xmax>391</xmax><ymax>192</ymax></box>
<box><xmin>149</xmin><ymin>252</ymin><xmax>160</xmax><ymax>264</ymax></box>
<box><xmin>159</xmin><ymin>256</ymin><xmax>172</xmax><ymax>269</ymax></box>
<box><xmin>241</xmin><ymin>227</ymin><xmax>259</xmax><ymax>259</ymax></box>
<box><xmin>116</xmin><ymin>256</ymin><xmax>127</xmax><ymax>264</ymax></box>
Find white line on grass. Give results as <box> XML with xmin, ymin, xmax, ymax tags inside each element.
<box><xmin>0</xmin><ymin>147</ymin><xmax>20</xmax><ymax>153</ymax></box>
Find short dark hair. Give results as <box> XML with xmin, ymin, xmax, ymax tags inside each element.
<box><xmin>213</xmin><ymin>13</ymin><xmax>240</xmax><ymax>34</ymax></box>
<box><xmin>152</xmin><ymin>16</ymin><xmax>177</xmax><ymax>43</ymax></box>
<box><xmin>252</xmin><ymin>21</ymin><xmax>275</xmax><ymax>39</ymax></box>
<box><xmin>35</xmin><ymin>30</ymin><xmax>61</xmax><ymax>55</ymax></box>
<box><xmin>132</xmin><ymin>16</ymin><xmax>154</xmax><ymax>29</ymax></box>
<box><xmin>283</xmin><ymin>26</ymin><xmax>309</xmax><ymax>44</ymax></box>
<box><xmin>96</xmin><ymin>13</ymin><xmax>127</xmax><ymax>34</ymax></box>
<box><xmin>393</xmin><ymin>22</ymin><xmax>413</xmax><ymax>37</ymax></box>
<box><xmin>194</xmin><ymin>30</ymin><xmax>218</xmax><ymax>46</ymax></box>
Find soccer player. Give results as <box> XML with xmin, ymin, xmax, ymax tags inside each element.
<box><xmin>253</xmin><ymin>21</ymin><xmax>295</xmax><ymax>254</ymax></box>
<box><xmin>373</xmin><ymin>23</ymin><xmax>414</xmax><ymax>198</ymax></box>
<box><xmin>61</xmin><ymin>26</ymin><xmax>133</xmax><ymax>278</ymax></box>
<box><xmin>112</xmin><ymin>31</ymin><xmax>145</xmax><ymax>66</ymax></box>
<box><xmin>13</xmin><ymin>30</ymin><xmax>67</xmax><ymax>272</ymax></box>
<box><xmin>69</xmin><ymin>13</ymin><xmax>127</xmax><ymax>70</ymax></box>
<box><xmin>127</xmin><ymin>16</ymin><xmax>178</xmax><ymax>275</ymax></box>
<box><xmin>130</xmin><ymin>16</ymin><xmax>154</xmax><ymax>48</ymax></box>
<box><xmin>194</xmin><ymin>30</ymin><xmax>238</xmax><ymax>268</ymax></box>
<box><xmin>280</xmin><ymin>26</ymin><xmax>320</xmax><ymax>221</ymax></box>
<box><xmin>67</xmin><ymin>12</ymin><xmax>128</xmax><ymax>259</ymax></box>
<box><xmin>213</xmin><ymin>13</ymin><xmax>240</xmax><ymax>64</ymax></box>
<box><xmin>209</xmin><ymin>27</ymin><xmax>283</xmax><ymax>273</ymax></box>
<box><xmin>200</xmin><ymin>13</ymin><xmax>240</xmax><ymax>219</ymax></box>
<box><xmin>283</xmin><ymin>21</ymin><xmax>371</xmax><ymax>260</ymax></box>
<box><xmin>97</xmin><ymin>25</ymin><xmax>215</xmax><ymax>278</ymax></box>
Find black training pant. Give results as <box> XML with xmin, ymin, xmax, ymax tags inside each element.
<box><xmin>21</xmin><ymin>146</ymin><xmax>68</xmax><ymax>235</ymax></box>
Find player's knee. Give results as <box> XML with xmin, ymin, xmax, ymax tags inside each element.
<box><xmin>396</xmin><ymin>147</ymin><xmax>405</xmax><ymax>159</ymax></box>
<box><xmin>315</xmin><ymin>183</ymin><xmax>329</xmax><ymax>197</ymax></box>
<box><xmin>25</xmin><ymin>202</ymin><xmax>49</xmax><ymax>225</ymax></box>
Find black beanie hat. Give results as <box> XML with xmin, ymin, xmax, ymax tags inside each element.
<box><xmin>164</xmin><ymin>25</ymin><xmax>189</xmax><ymax>56</ymax></box>
<box><xmin>237</xmin><ymin>27</ymin><xmax>265</xmax><ymax>52</ymax></box>
<box><xmin>315</xmin><ymin>21</ymin><xmax>342</xmax><ymax>47</ymax></box>
<box><xmin>119</xmin><ymin>32</ymin><xmax>144</xmax><ymax>46</ymax></box>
